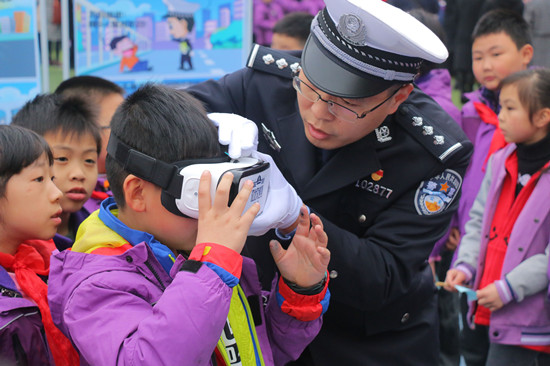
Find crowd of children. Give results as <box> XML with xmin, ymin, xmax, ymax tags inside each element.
<box><xmin>0</xmin><ymin>79</ymin><xmax>332</xmax><ymax>365</ymax></box>
<box><xmin>2</xmin><ymin>2</ymin><xmax>550</xmax><ymax>366</ymax></box>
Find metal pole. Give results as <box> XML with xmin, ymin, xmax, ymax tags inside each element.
<box><xmin>61</xmin><ymin>0</ymin><xmax>70</xmax><ymax>80</ymax></box>
<box><xmin>39</xmin><ymin>0</ymin><xmax>49</xmax><ymax>92</ymax></box>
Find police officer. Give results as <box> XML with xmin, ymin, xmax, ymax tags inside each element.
<box><xmin>188</xmin><ymin>0</ymin><xmax>473</xmax><ymax>364</ymax></box>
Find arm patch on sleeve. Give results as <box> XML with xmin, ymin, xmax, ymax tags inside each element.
<box><xmin>414</xmin><ymin>169</ymin><xmax>462</xmax><ymax>215</ymax></box>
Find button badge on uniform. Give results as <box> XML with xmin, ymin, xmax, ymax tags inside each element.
<box><xmin>371</xmin><ymin>169</ymin><xmax>384</xmax><ymax>181</ymax></box>
<box><xmin>412</xmin><ymin>116</ymin><xmax>423</xmax><ymax>126</ymax></box>
<box><xmin>276</xmin><ymin>58</ymin><xmax>288</xmax><ymax>69</ymax></box>
<box><xmin>422</xmin><ymin>126</ymin><xmax>433</xmax><ymax>135</ymax></box>
<box><xmin>290</xmin><ymin>62</ymin><xmax>301</xmax><ymax>74</ymax></box>
<box><xmin>433</xmin><ymin>135</ymin><xmax>445</xmax><ymax>145</ymax></box>
<box><xmin>358</xmin><ymin>214</ymin><xmax>367</xmax><ymax>223</ymax></box>
<box><xmin>263</xmin><ymin>54</ymin><xmax>275</xmax><ymax>65</ymax></box>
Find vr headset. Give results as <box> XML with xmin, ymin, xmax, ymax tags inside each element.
<box><xmin>107</xmin><ymin>133</ymin><xmax>270</xmax><ymax>218</ymax></box>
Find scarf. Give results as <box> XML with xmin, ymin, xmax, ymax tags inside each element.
<box><xmin>473</xmin><ymin>102</ymin><xmax>508</xmax><ymax>171</ymax></box>
<box><xmin>475</xmin><ymin>153</ymin><xmax>547</xmax><ymax>326</ymax></box>
<box><xmin>0</xmin><ymin>240</ymin><xmax>79</xmax><ymax>366</ymax></box>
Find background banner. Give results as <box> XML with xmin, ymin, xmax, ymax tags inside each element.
<box><xmin>74</xmin><ymin>0</ymin><xmax>252</xmax><ymax>93</ymax></box>
<box><xmin>0</xmin><ymin>0</ymin><xmax>41</xmax><ymax>124</ymax></box>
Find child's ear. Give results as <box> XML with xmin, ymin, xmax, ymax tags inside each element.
<box><xmin>534</xmin><ymin>108</ymin><xmax>550</xmax><ymax>129</ymax></box>
<box><xmin>519</xmin><ymin>44</ymin><xmax>534</xmax><ymax>67</ymax></box>
<box><xmin>123</xmin><ymin>174</ymin><xmax>147</xmax><ymax>212</ymax></box>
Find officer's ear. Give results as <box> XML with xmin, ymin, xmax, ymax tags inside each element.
<box><xmin>387</xmin><ymin>84</ymin><xmax>413</xmax><ymax>114</ymax></box>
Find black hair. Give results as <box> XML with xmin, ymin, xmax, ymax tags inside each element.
<box><xmin>11</xmin><ymin>93</ymin><xmax>102</xmax><ymax>154</ymax></box>
<box><xmin>408</xmin><ymin>8</ymin><xmax>448</xmax><ymax>75</ymax></box>
<box><xmin>55</xmin><ymin>75</ymin><xmax>124</xmax><ymax>100</ymax></box>
<box><xmin>164</xmin><ymin>13</ymin><xmax>195</xmax><ymax>32</ymax></box>
<box><xmin>0</xmin><ymin>125</ymin><xmax>53</xmax><ymax>198</ymax></box>
<box><xmin>106</xmin><ymin>83</ymin><xmax>221</xmax><ymax>208</ymax></box>
<box><xmin>500</xmin><ymin>68</ymin><xmax>550</xmax><ymax>124</ymax></box>
<box><xmin>273</xmin><ymin>12</ymin><xmax>314</xmax><ymax>46</ymax></box>
<box><xmin>110</xmin><ymin>35</ymin><xmax>129</xmax><ymax>50</ymax></box>
<box><xmin>472</xmin><ymin>9</ymin><xmax>531</xmax><ymax>49</ymax></box>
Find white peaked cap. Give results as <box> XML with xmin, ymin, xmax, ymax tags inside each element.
<box><xmin>302</xmin><ymin>0</ymin><xmax>449</xmax><ymax>98</ymax></box>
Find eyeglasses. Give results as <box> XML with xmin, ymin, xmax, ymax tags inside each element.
<box><xmin>292</xmin><ymin>76</ymin><xmax>403</xmax><ymax>123</ymax></box>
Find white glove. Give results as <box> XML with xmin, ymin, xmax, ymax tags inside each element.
<box><xmin>248</xmin><ymin>151</ymin><xmax>303</xmax><ymax>236</ymax></box>
<box><xmin>208</xmin><ymin>113</ymin><xmax>258</xmax><ymax>159</ymax></box>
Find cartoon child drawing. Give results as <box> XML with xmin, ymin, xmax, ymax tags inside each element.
<box><xmin>165</xmin><ymin>13</ymin><xmax>195</xmax><ymax>70</ymax></box>
<box><xmin>110</xmin><ymin>35</ymin><xmax>152</xmax><ymax>73</ymax></box>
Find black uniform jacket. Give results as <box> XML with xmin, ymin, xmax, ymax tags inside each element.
<box><xmin>188</xmin><ymin>48</ymin><xmax>473</xmax><ymax>365</ymax></box>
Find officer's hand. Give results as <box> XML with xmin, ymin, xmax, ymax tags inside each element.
<box><xmin>270</xmin><ymin>206</ymin><xmax>330</xmax><ymax>288</ymax></box>
<box><xmin>208</xmin><ymin>113</ymin><xmax>258</xmax><ymax>159</ymax></box>
<box><xmin>443</xmin><ymin>268</ymin><xmax>466</xmax><ymax>292</ymax></box>
<box><xmin>196</xmin><ymin>171</ymin><xmax>259</xmax><ymax>253</ymax></box>
<box><xmin>248</xmin><ymin>150</ymin><xmax>303</xmax><ymax>236</ymax></box>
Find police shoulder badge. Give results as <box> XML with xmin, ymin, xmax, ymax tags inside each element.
<box><xmin>414</xmin><ymin>169</ymin><xmax>462</xmax><ymax>215</ymax></box>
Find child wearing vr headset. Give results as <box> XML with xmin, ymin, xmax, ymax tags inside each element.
<box><xmin>47</xmin><ymin>83</ymin><xmax>331</xmax><ymax>365</ymax></box>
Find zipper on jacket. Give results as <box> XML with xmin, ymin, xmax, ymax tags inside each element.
<box><xmin>145</xmin><ymin>260</ymin><xmax>166</xmax><ymax>291</ymax></box>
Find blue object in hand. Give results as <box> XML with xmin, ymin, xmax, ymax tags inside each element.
<box><xmin>455</xmin><ymin>285</ymin><xmax>478</xmax><ymax>301</ymax></box>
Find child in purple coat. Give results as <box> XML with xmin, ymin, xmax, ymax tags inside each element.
<box><xmin>47</xmin><ymin>84</ymin><xmax>331</xmax><ymax>365</ymax></box>
<box><xmin>446</xmin><ymin>68</ymin><xmax>550</xmax><ymax>366</ymax></box>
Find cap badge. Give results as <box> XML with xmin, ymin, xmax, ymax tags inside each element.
<box><xmin>375</xmin><ymin>126</ymin><xmax>392</xmax><ymax>143</ymax></box>
<box><xmin>337</xmin><ymin>13</ymin><xmax>367</xmax><ymax>47</ymax></box>
<box><xmin>263</xmin><ymin>54</ymin><xmax>275</xmax><ymax>65</ymax></box>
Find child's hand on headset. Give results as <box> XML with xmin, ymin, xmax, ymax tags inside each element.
<box><xmin>195</xmin><ymin>170</ymin><xmax>260</xmax><ymax>254</ymax></box>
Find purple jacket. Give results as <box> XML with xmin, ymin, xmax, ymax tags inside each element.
<box><xmin>455</xmin><ymin>144</ymin><xmax>550</xmax><ymax>346</ymax></box>
<box><xmin>277</xmin><ymin>0</ymin><xmax>324</xmax><ymax>14</ymax></box>
<box><xmin>456</xmin><ymin>89</ymin><xmax>498</xmax><ymax>239</ymax></box>
<box><xmin>48</xmin><ymin>211</ymin><xmax>324</xmax><ymax>365</ymax></box>
<box><xmin>416</xmin><ymin>69</ymin><xmax>461</xmax><ymax>125</ymax></box>
<box><xmin>82</xmin><ymin>175</ymin><xmax>112</xmax><ymax>214</ymax></box>
<box><xmin>53</xmin><ymin>207</ymin><xmax>92</xmax><ymax>251</ymax></box>
<box><xmin>0</xmin><ymin>267</ymin><xmax>53</xmax><ymax>365</ymax></box>
<box><xmin>416</xmin><ymin>69</ymin><xmax>462</xmax><ymax>258</ymax></box>
<box><xmin>253</xmin><ymin>0</ymin><xmax>285</xmax><ymax>46</ymax></box>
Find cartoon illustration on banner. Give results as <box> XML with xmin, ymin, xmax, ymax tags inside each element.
<box><xmin>74</xmin><ymin>0</ymin><xmax>251</xmax><ymax>92</ymax></box>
